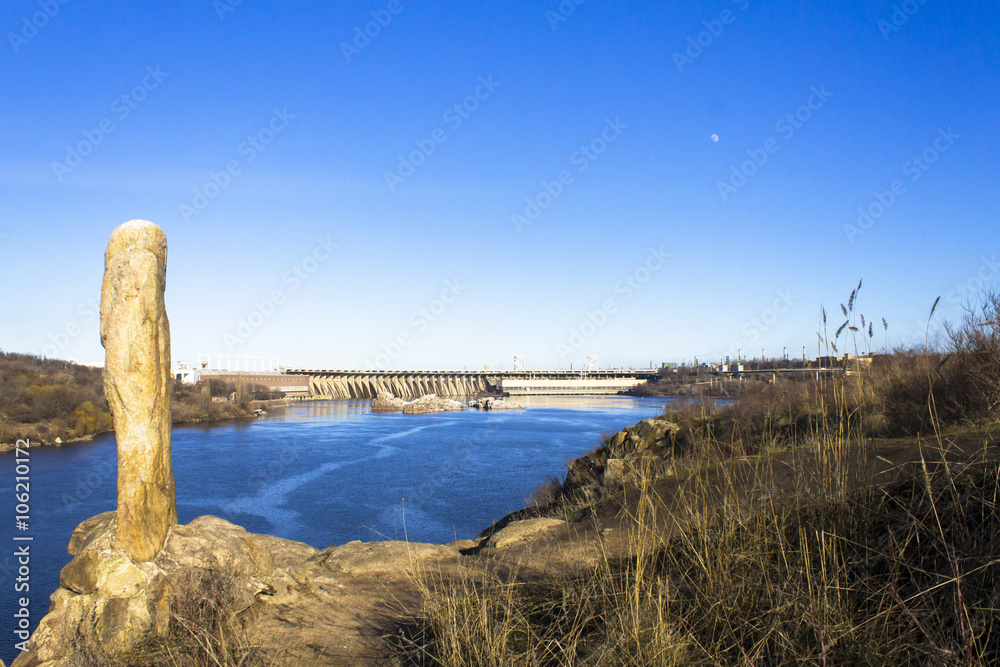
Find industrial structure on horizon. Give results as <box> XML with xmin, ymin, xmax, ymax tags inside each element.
<box><xmin>171</xmin><ymin>352</ymin><xmax>860</xmax><ymax>400</ymax></box>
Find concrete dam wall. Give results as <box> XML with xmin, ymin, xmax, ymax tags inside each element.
<box><xmin>304</xmin><ymin>372</ymin><xmax>500</xmax><ymax>399</ymax></box>
<box><xmin>290</xmin><ymin>369</ymin><xmax>657</xmax><ymax>399</ymax></box>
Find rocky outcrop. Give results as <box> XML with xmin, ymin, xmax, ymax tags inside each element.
<box><xmin>13</xmin><ymin>512</ymin><xmax>472</xmax><ymax>666</ymax></box>
<box><xmin>371</xmin><ymin>391</ymin><xmax>467</xmax><ymax>414</ymax></box>
<box><xmin>14</xmin><ymin>514</ymin><xmax>268</xmax><ymax>666</ymax></box>
<box><xmin>371</xmin><ymin>391</ymin><xmax>408</xmax><ymax>412</ymax></box>
<box><xmin>563</xmin><ymin>417</ymin><xmax>688</xmax><ymax>499</ymax></box>
<box><xmin>403</xmin><ymin>394</ymin><xmax>467</xmax><ymax>414</ymax></box>
<box><xmin>100</xmin><ymin>220</ymin><xmax>176</xmax><ymax>562</ymax></box>
<box><xmin>469</xmin><ymin>397</ymin><xmax>524</xmax><ymax>410</ymax></box>
<box><xmin>486</xmin><ymin>518</ymin><xmax>567</xmax><ymax>549</ymax></box>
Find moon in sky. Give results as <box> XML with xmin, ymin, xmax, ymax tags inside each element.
<box><xmin>711</xmin><ymin>134</ymin><xmax>720</xmax><ymax>142</ymax></box>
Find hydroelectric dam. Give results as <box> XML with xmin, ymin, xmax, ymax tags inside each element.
<box><xmin>286</xmin><ymin>368</ymin><xmax>657</xmax><ymax>399</ymax></box>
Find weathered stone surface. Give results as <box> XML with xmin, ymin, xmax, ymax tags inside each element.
<box><xmin>605</xmin><ymin>418</ymin><xmax>683</xmax><ymax>459</ymax></box>
<box><xmin>448</xmin><ymin>538</ymin><xmax>480</xmax><ymax>551</ymax></box>
<box><xmin>469</xmin><ymin>397</ymin><xmax>524</xmax><ymax>410</ymax></box>
<box><xmin>60</xmin><ymin>549</ymin><xmax>145</xmax><ymax>597</ymax></box>
<box><xmin>372</xmin><ymin>391</ymin><xmax>468</xmax><ymax>414</ymax></box>
<box><xmin>67</xmin><ymin>510</ymin><xmax>116</xmax><ymax>556</ymax></box>
<box><xmin>100</xmin><ymin>220</ymin><xmax>176</xmax><ymax>562</ymax></box>
<box><xmin>403</xmin><ymin>394</ymin><xmax>467</xmax><ymax>414</ymax></box>
<box><xmin>632</xmin><ymin>417</ymin><xmax>682</xmax><ymax>446</ymax></box>
<box><xmin>605</xmin><ymin>458</ymin><xmax>626</xmax><ymax>482</ymax></box>
<box><xmin>607</xmin><ymin>431</ymin><xmax>628</xmax><ymax>453</ymax></box>
<box><xmin>13</xmin><ymin>514</ymin><xmax>294</xmax><ymax>666</ymax></box>
<box><xmin>371</xmin><ymin>391</ymin><xmax>408</xmax><ymax>412</ymax></box>
<box><xmin>308</xmin><ymin>539</ymin><xmax>461</xmax><ymax>576</ymax></box>
<box><xmin>487</xmin><ymin>518</ymin><xmax>567</xmax><ymax>549</ymax></box>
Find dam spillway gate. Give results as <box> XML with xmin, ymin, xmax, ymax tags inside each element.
<box><xmin>287</xmin><ymin>369</ymin><xmax>657</xmax><ymax>400</ymax></box>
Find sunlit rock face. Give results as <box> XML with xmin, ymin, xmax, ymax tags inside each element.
<box><xmin>100</xmin><ymin>220</ymin><xmax>177</xmax><ymax>562</ymax></box>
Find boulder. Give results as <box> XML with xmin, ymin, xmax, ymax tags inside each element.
<box><xmin>307</xmin><ymin>540</ymin><xmax>461</xmax><ymax>576</ymax></box>
<box><xmin>632</xmin><ymin>418</ymin><xmax>682</xmax><ymax>447</ymax></box>
<box><xmin>607</xmin><ymin>431</ymin><xmax>628</xmax><ymax>455</ymax></box>
<box><xmin>403</xmin><ymin>394</ymin><xmax>467</xmax><ymax>414</ymax></box>
<box><xmin>487</xmin><ymin>518</ymin><xmax>568</xmax><ymax>549</ymax></box>
<box><xmin>469</xmin><ymin>397</ymin><xmax>524</xmax><ymax>410</ymax></box>
<box><xmin>371</xmin><ymin>391</ymin><xmax>408</xmax><ymax>412</ymax></box>
<box><xmin>68</xmin><ymin>510</ymin><xmax>116</xmax><ymax>556</ymax></box>
<box><xmin>13</xmin><ymin>514</ymin><xmax>285</xmax><ymax>667</ymax></box>
<box><xmin>372</xmin><ymin>391</ymin><xmax>467</xmax><ymax>414</ymax></box>
<box><xmin>605</xmin><ymin>458</ymin><xmax>626</xmax><ymax>483</ymax></box>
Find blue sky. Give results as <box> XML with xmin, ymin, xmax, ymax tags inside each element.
<box><xmin>1</xmin><ymin>0</ymin><xmax>998</xmax><ymax>370</ymax></box>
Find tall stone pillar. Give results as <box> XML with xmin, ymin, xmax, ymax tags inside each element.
<box><xmin>100</xmin><ymin>220</ymin><xmax>177</xmax><ymax>562</ymax></box>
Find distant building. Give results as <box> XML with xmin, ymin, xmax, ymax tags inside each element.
<box><xmin>198</xmin><ymin>371</ymin><xmax>311</xmax><ymax>398</ymax></box>
<box><xmin>816</xmin><ymin>353</ymin><xmax>874</xmax><ymax>369</ymax></box>
<box><xmin>172</xmin><ymin>358</ymin><xmax>310</xmax><ymax>398</ymax></box>
<box><xmin>172</xmin><ymin>360</ymin><xmax>199</xmax><ymax>384</ymax></box>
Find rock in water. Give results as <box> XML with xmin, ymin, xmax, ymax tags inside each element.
<box><xmin>469</xmin><ymin>396</ymin><xmax>524</xmax><ymax>410</ymax></box>
<box><xmin>371</xmin><ymin>390</ymin><xmax>408</xmax><ymax>412</ymax></box>
<box><xmin>403</xmin><ymin>394</ymin><xmax>467</xmax><ymax>414</ymax></box>
<box><xmin>101</xmin><ymin>220</ymin><xmax>177</xmax><ymax>562</ymax></box>
<box><xmin>371</xmin><ymin>391</ymin><xmax>467</xmax><ymax>414</ymax></box>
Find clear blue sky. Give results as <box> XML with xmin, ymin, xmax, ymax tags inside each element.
<box><xmin>1</xmin><ymin>0</ymin><xmax>998</xmax><ymax>370</ymax></box>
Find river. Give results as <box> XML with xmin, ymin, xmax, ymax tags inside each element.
<box><xmin>0</xmin><ymin>395</ymin><xmax>667</xmax><ymax>663</ymax></box>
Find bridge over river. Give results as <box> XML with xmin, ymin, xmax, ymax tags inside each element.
<box><xmin>286</xmin><ymin>368</ymin><xmax>658</xmax><ymax>399</ymax></box>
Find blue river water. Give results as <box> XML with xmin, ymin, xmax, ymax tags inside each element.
<box><xmin>0</xmin><ymin>395</ymin><xmax>667</xmax><ymax>663</ymax></box>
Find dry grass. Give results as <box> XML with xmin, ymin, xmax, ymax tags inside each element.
<box><xmin>73</xmin><ymin>562</ymin><xmax>269</xmax><ymax>667</ymax></box>
<box><xmin>396</xmin><ymin>288</ymin><xmax>1000</xmax><ymax>666</ymax></box>
<box><xmin>399</xmin><ymin>436</ymin><xmax>1000</xmax><ymax>665</ymax></box>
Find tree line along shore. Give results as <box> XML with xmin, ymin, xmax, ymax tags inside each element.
<box><xmin>0</xmin><ymin>351</ymin><xmax>279</xmax><ymax>449</ymax></box>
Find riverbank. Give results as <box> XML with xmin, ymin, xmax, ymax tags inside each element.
<box><xmin>18</xmin><ymin>410</ymin><xmax>1000</xmax><ymax>665</ymax></box>
<box><xmin>2</xmin><ymin>396</ymin><xmax>666</xmax><ymax>667</ymax></box>
<box><xmin>0</xmin><ymin>351</ymin><xmax>318</xmax><ymax>451</ymax></box>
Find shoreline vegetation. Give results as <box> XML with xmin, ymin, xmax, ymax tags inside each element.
<box><xmin>390</xmin><ymin>286</ymin><xmax>1000</xmax><ymax>665</ymax></box>
<box><xmin>0</xmin><ymin>351</ymin><xmax>284</xmax><ymax>450</ymax></box>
